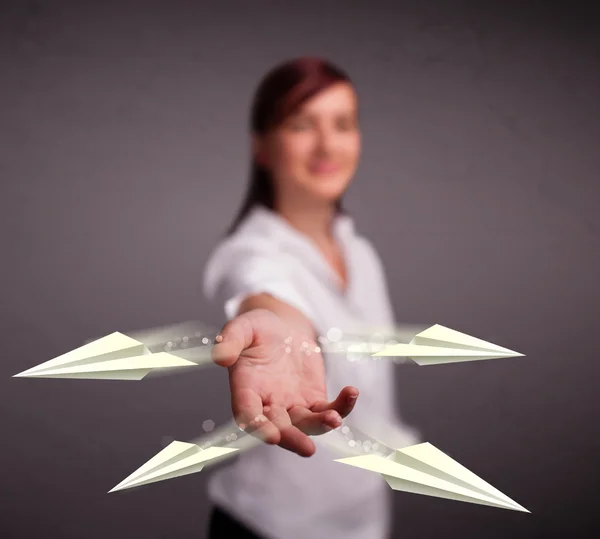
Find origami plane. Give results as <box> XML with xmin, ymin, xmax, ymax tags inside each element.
<box><xmin>13</xmin><ymin>321</ymin><xmax>221</xmax><ymax>380</ymax></box>
<box><xmin>369</xmin><ymin>324</ymin><xmax>524</xmax><ymax>365</ymax></box>
<box><xmin>335</xmin><ymin>442</ymin><xmax>529</xmax><ymax>512</ymax></box>
<box><xmin>13</xmin><ymin>331</ymin><xmax>198</xmax><ymax>380</ymax></box>
<box><xmin>109</xmin><ymin>441</ymin><xmax>238</xmax><ymax>492</ymax></box>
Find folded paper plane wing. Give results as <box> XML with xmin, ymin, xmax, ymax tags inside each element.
<box><xmin>109</xmin><ymin>441</ymin><xmax>238</xmax><ymax>492</ymax></box>
<box><xmin>13</xmin><ymin>332</ymin><xmax>197</xmax><ymax>380</ymax></box>
<box><xmin>372</xmin><ymin>324</ymin><xmax>524</xmax><ymax>365</ymax></box>
<box><xmin>113</xmin><ymin>320</ymin><xmax>217</xmax><ymax>366</ymax></box>
<box><xmin>335</xmin><ymin>442</ymin><xmax>528</xmax><ymax>512</ymax></box>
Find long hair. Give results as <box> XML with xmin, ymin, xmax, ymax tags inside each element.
<box><xmin>226</xmin><ymin>57</ymin><xmax>353</xmax><ymax>236</ymax></box>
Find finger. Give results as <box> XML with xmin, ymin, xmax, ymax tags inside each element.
<box><xmin>279</xmin><ymin>425</ymin><xmax>316</xmax><ymax>457</ymax></box>
<box><xmin>263</xmin><ymin>403</ymin><xmax>316</xmax><ymax>457</ymax></box>
<box><xmin>231</xmin><ymin>388</ymin><xmax>280</xmax><ymax>445</ymax></box>
<box><xmin>211</xmin><ymin>315</ymin><xmax>253</xmax><ymax>367</ymax></box>
<box><xmin>288</xmin><ymin>406</ymin><xmax>342</xmax><ymax>435</ymax></box>
<box><xmin>310</xmin><ymin>386</ymin><xmax>358</xmax><ymax>418</ymax></box>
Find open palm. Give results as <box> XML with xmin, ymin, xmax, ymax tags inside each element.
<box><xmin>212</xmin><ymin>308</ymin><xmax>358</xmax><ymax>457</ymax></box>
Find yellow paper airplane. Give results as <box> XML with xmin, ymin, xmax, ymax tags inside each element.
<box><xmin>371</xmin><ymin>324</ymin><xmax>524</xmax><ymax>365</ymax></box>
<box><xmin>335</xmin><ymin>442</ymin><xmax>529</xmax><ymax>512</ymax></box>
<box><xmin>109</xmin><ymin>441</ymin><xmax>238</xmax><ymax>492</ymax></box>
<box><xmin>13</xmin><ymin>331</ymin><xmax>197</xmax><ymax>380</ymax></box>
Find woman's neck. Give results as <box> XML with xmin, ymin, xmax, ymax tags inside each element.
<box><xmin>274</xmin><ymin>197</ymin><xmax>348</xmax><ymax>291</ymax></box>
<box><xmin>274</xmin><ymin>198</ymin><xmax>337</xmax><ymax>245</ymax></box>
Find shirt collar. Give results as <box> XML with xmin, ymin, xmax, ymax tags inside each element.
<box><xmin>243</xmin><ymin>204</ymin><xmax>356</xmax><ymax>244</ymax></box>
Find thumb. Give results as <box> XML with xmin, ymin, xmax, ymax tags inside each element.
<box><xmin>211</xmin><ymin>315</ymin><xmax>254</xmax><ymax>368</ymax></box>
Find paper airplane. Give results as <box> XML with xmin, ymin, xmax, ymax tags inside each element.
<box><xmin>335</xmin><ymin>442</ymin><xmax>529</xmax><ymax>512</ymax></box>
<box><xmin>109</xmin><ymin>441</ymin><xmax>238</xmax><ymax>492</ymax></box>
<box><xmin>371</xmin><ymin>324</ymin><xmax>524</xmax><ymax>365</ymax></box>
<box><xmin>13</xmin><ymin>331</ymin><xmax>198</xmax><ymax>380</ymax></box>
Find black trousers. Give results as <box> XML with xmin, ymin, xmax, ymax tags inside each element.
<box><xmin>207</xmin><ymin>506</ymin><xmax>265</xmax><ymax>539</ymax></box>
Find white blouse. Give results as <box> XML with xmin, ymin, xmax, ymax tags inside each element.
<box><xmin>203</xmin><ymin>205</ymin><xmax>419</xmax><ymax>539</ymax></box>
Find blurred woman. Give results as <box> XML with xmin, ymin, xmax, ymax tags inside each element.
<box><xmin>203</xmin><ymin>57</ymin><xmax>419</xmax><ymax>539</ymax></box>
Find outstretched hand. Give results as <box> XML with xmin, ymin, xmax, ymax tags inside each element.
<box><xmin>212</xmin><ymin>308</ymin><xmax>358</xmax><ymax>457</ymax></box>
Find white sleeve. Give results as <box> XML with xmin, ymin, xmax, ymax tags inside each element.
<box><xmin>203</xmin><ymin>238</ymin><xmax>315</xmax><ymax>322</ymax></box>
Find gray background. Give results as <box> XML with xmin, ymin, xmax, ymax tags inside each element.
<box><xmin>1</xmin><ymin>1</ymin><xmax>599</xmax><ymax>538</ymax></box>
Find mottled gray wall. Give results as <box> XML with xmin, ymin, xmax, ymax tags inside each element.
<box><xmin>1</xmin><ymin>1</ymin><xmax>598</xmax><ymax>538</ymax></box>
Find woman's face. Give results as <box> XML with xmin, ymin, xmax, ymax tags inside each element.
<box><xmin>255</xmin><ymin>82</ymin><xmax>361</xmax><ymax>207</ymax></box>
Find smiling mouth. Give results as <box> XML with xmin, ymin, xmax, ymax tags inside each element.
<box><xmin>310</xmin><ymin>163</ymin><xmax>339</xmax><ymax>174</ymax></box>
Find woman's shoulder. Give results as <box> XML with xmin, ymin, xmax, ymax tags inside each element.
<box><xmin>202</xmin><ymin>225</ymin><xmax>289</xmax><ymax>297</ymax></box>
<box><xmin>209</xmin><ymin>205</ymin><xmax>287</xmax><ymax>258</ymax></box>
<box><xmin>206</xmin><ymin>222</ymin><xmax>284</xmax><ymax>266</ymax></box>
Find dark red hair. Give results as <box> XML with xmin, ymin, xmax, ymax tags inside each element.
<box><xmin>226</xmin><ymin>56</ymin><xmax>353</xmax><ymax>235</ymax></box>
